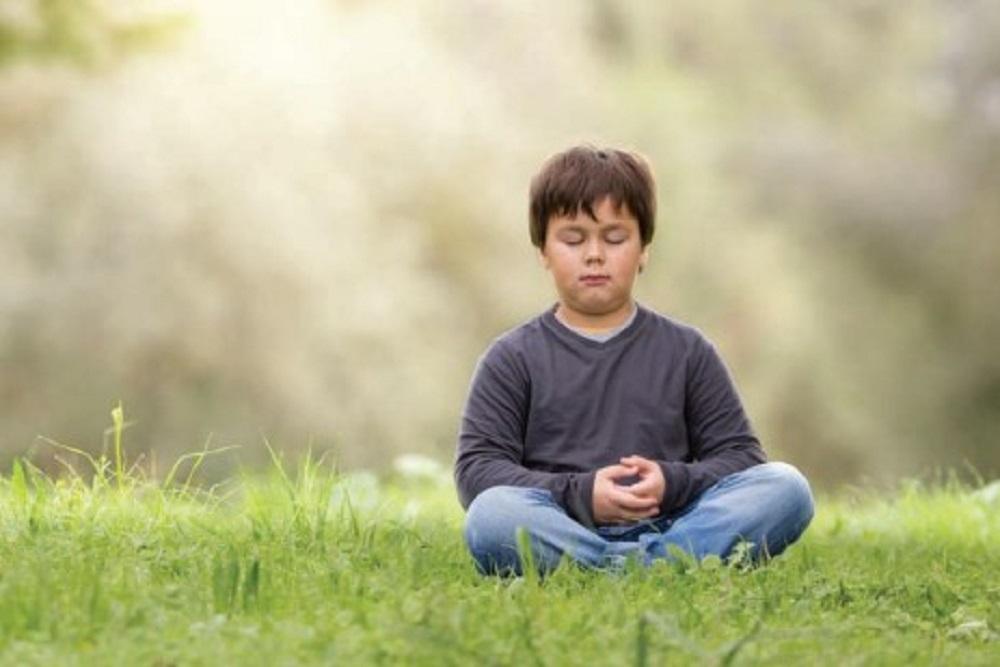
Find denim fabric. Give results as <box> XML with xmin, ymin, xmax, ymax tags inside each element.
<box><xmin>463</xmin><ymin>462</ymin><xmax>814</xmax><ymax>576</ymax></box>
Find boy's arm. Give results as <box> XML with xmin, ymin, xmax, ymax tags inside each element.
<box><xmin>656</xmin><ymin>335</ymin><xmax>766</xmax><ymax>513</ymax></box>
<box><xmin>454</xmin><ymin>344</ymin><xmax>598</xmax><ymax>527</ymax></box>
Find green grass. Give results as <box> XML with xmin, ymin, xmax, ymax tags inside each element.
<box><xmin>0</xmin><ymin>433</ymin><xmax>998</xmax><ymax>664</ymax></box>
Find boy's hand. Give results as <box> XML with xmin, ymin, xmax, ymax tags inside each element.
<box><xmin>592</xmin><ymin>462</ymin><xmax>661</xmax><ymax>525</ymax></box>
<box><xmin>618</xmin><ymin>455</ymin><xmax>666</xmax><ymax>506</ymax></box>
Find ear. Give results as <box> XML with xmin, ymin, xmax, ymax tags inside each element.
<box><xmin>537</xmin><ymin>245</ymin><xmax>551</xmax><ymax>270</ymax></box>
<box><xmin>638</xmin><ymin>246</ymin><xmax>650</xmax><ymax>274</ymax></box>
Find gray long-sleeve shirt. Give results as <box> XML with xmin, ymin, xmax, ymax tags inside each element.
<box><xmin>454</xmin><ymin>303</ymin><xmax>766</xmax><ymax>528</ymax></box>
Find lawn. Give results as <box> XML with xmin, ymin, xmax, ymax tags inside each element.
<box><xmin>1</xmin><ymin>445</ymin><xmax>998</xmax><ymax>665</ymax></box>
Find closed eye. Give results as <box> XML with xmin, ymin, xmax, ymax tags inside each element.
<box><xmin>558</xmin><ymin>232</ymin><xmax>585</xmax><ymax>245</ymax></box>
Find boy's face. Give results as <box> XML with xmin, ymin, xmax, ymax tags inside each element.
<box><xmin>539</xmin><ymin>196</ymin><xmax>648</xmax><ymax>329</ymax></box>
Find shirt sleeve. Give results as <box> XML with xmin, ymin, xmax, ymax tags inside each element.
<box><xmin>656</xmin><ymin>334</ymin><xmax>766</xmax><ymax>513</ymax></box>
<box><xmin>453</xmin><ymin>342</ymin><xmax>598</xmax><ymax>527</ymax></box>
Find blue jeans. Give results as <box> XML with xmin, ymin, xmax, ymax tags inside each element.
<box><xmin>463</xmin><ymin>462</ymin><xmax>814</xmax><ymax>576</ymax></box>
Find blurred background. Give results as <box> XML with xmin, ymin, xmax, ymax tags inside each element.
<box><xmin>1</xmin><ymin>0</ymin><xmax>998</xmax><ymax>489</ymax></box>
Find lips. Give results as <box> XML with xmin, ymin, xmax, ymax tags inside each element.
<box><xmin>580</xmin><ymin>274</ymin><xmax>610</xmax><ymax>286</ymax></box>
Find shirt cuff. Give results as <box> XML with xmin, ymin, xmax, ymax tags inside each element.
<box><xmin>656</xmin><ymin>460</ymin><xmax>691</xmax><ymax>514</ymax></box>
<box><xmin>565</xmin><ymin>470</ymin><xmax>598</xmax><ymax>529</ymax></box>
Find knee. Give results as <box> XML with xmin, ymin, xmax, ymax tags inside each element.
<box><xmin>755</xmin><ymin>462</ymin><xmax>814</xmax><ymax>527</ymax></box>
<box><xmin>465</xmin><ymin>486</ymin><xmax>528</xmax><ymax>540</ymax></box>
<box><xmin>463</xmin><ymin>486</ymin><xmax>541</xmax><ymax>574</ymax></box>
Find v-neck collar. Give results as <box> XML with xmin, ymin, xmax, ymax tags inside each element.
<box><xmin>541</xmin><ymin>302</ymin><xmax>649</xmax><ymax>349</ymax></box>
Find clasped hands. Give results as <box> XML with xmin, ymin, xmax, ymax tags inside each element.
<box><xmin>592</xmin><ymin>455</ymin><xmax>665</xmax><ymax>526</ymax></box>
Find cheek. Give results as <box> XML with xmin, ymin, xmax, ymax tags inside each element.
<box><xmin>548</xmin><ymin>250</ymin><xmax>578</xmax><ymax>274</ymax></box>
<box><xmin>610</xmin><ymin>249</ymin><xmax>641</xmax><ymax>272</ymax></box>
<box><xmin>553</xmin><ymin>263</ymin><xmax>576</xmax><ymax>282</ymax></box>
<box><xmin>619</xmin><ymin>247</ymin><xmax>642</xmax><ymax>269</ymax></box>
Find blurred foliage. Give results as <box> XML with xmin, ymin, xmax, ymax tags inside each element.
<box><xmin>0</xmin><ymin>0</ymin><xmax>186</xmax><ymax>68</ymax></box>
<box><xmin>0</xmin><ymin>0</ymin><xmax>997</xmax><ymax>487</ymax></box>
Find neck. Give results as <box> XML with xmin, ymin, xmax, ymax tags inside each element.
<box><xmin>556</xmin><ymin>300</ymin><xmax>636</xmax><ymax>331</ymax></box>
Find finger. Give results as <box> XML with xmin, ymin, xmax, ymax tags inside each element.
<box><xmin>608</xmin><ymin>486</ymin><xmax>659</xmax><ymax>511</ymax></box>
<box><xmin>600</xmin><ymin>464</ymin><xmax>638</xmax><ymax>480</ymax></box>
<box><xmin>620</xmin><ymin>455</ymin><xmax>653</xmax><ymax>470</ymax></box>
<box><xmin>624</xmin><ymin>508</ymin><xmax>660</xmax><ymax>522</ymax></box>
<box><xmin>627</xmin><ymin>477</ymin><xmax>659</xmax><ymax>497</ymax></box>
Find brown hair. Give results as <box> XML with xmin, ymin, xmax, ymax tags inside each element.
<box><xmin>528</xmin><ymin>145</ymin><xmax>656</xmax><ymax>248</ymax></box>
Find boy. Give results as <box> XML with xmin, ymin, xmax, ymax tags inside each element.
<box><xmin>454</xmin><ymin>145</ymin><xmax>814</xmax><ymax>576</ymax></box>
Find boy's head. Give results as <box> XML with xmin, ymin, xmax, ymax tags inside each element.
<box><xmin>528</xmin><ymin>145</ymin><xmax>657</xmax><ymax>329</ymax></box>
<box><xmin>528</xmin><ymin>145</ymin><xmax>656</xmax><ymax>249</ymax></box>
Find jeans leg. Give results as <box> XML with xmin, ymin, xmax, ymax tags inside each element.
<box><xmin>642</xmin><ymin>462</ymin><xmax>814</xmax><ymax>563</ymax></box>
<box><xmin>463</xmin><ymin>486</ymin><xmax>643</xmax><ymax>576</ymax></box>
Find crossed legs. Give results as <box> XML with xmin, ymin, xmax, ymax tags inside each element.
<box><xmin>463</xmin><ymin>462</ymin><xmax>814</xmax><ymax>576</ymax></box>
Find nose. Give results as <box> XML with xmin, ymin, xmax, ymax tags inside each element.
<box><xmin>584</xmin><ymin>237</ymin><xmax>605</xmax><ymax>264</ymax></box>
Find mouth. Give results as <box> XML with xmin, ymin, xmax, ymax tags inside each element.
<box><xmin>579</xmin><ymin>274</ymin><xmax>611</xmax><ymax>286</ymax></box>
